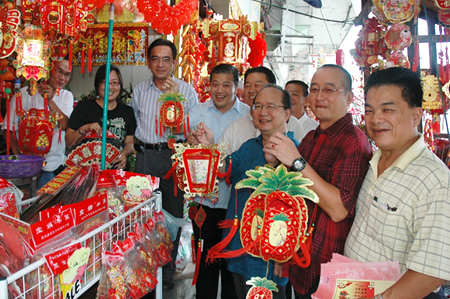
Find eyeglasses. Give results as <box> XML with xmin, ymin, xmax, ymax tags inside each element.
<box><xmin>56</xmin><ymin>68</ymin><xmax>71</xmax><ymax>79</ymax></box>
<box><xmin>150</xmin><ymin>56</ymin><xmax>174</xmax><ymax>66</ymax></box>
<box><xmin>309</xmin><ymin>87</ymin><xmax>346</xmax><ymax>94</ymax></box>
<box><xmin>101</xmin><ymin>81</ymin><xmax>121</xmax><ymax>87</ymax></box>
<box><xmin>252</xmin><ymin>103</ymin><xmax>287</xmax><ymax>110</ymax></box>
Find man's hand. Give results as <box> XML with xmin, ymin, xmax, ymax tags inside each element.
<box><xmin>264</xmin><ymin>132</ymin><xmax>301</xmax><ymax>167</ymax></box>
<box><xmin>36</xmin><ymin>81</ymin><xmax>55</xmax><ymax>99</ymax></box>
<box><xmin>190</xmin><ymin>122</ymin><xmax>214</xmax><ymax>145</ymax></box>
<box><xmin>161</xmin><ymin>77</ymin><xmax>179</xmax><ymax>94</ymax></box>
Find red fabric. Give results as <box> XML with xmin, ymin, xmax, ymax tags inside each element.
<box><xmin>289</xmin><ymin>113</ymin><xmax>372</xmax><ymax>295</ymax></box>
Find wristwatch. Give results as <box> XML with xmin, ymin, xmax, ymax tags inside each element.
<box><xmin>290</xmin><ymin>157</ymin><xmax>307</xmax><ymax>172</ymax></box>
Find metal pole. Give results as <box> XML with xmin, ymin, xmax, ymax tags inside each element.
<box><xmin>101</xmin><ymin>3</ymin><xmax>115</xmax><ymax>170</ymax></box>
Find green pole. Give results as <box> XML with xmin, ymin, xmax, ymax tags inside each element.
<box><xmin>101</xmin><ymin>3</ymin><xmax>115</xmax><ymax>170</ymax></box>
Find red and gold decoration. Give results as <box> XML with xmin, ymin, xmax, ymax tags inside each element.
<box><xmin>202</xmin><ymin>15</ymin><xmax>258</xmax><ymax>75</ymax></box>
<box><xmin>0</xmin><ymin>5</ymin><xmax>21</xmax><ymax>59</ymax></box>
<box><xmin>66</xmin><ymin>141</ymin><xmax>120</xmax><ymax>167</ymax></box>
<box><xmin>168</xmin><ymin>142</ymin><xmax>228</xmax><ymax>201</ymax></box>
<box><xmin>351</xmin><ymin>17</ymin><xmax>386</xmax><ymax>68</ymax></box>
<box><xmin>72</xmin><ymin>23</ymin><xmax>148</xmax><ymax>67</ymax></box>
<box><xmin>13</xmin><ymin>25</ymin><xmax>52</xmax><ymax>94</ymax></box>
<box><xmin>383</xmin><ymin>0</ymin><xmax>415</xmax><ymax>24</ymax></box>
<box><xmin>135</xmin><ymin>0</ymin><xmax>198</xmax><ymax>36</ymax></box>
<box><xmin>207</xmin><ymin>165</ymin><xmax>319</xmax><ymax>293</ymax></box>
<box><xmin>246</xmin><ymin>277</ymin><xmax>278</xmax><ymax>299</ymax></box>
<box><xmin>157</xmin><ymin>92</ymin><xmax>188</xmax><ymax>136</ymax></box>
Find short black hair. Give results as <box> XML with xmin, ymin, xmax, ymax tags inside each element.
<box><xmin>210</xmin><ymin>64</ymin><xmax>239</xmax><ymax>86</ymax></box>
<box><xmin>255</xmin><ymin>83</ymin><xmax>292</xmax><ymax>110</ymax></box>
<box><xmin>285</xmin><ymin>80</ymin><xmax>309</xmax><ymax>97</ymax></box>
<box><xmin>147</xmin><ymin>38</ymin><xmax>177</xmax><ymax>60</ymax></box>
<box><xmin>364</xmin><ymin>67</ymin><xmax>423</xmax><ymax>108</ymax></box>
<box><xmin>244</xmin><ymin>66</ymin><xmax>276</xmax><ymax>84</ymax></box>
<box><xmin>319</xmin><ymin>64</ymin><xmax>352</xmax><ymax>91</ymax></box>
<box><xmin>94</xmin><ymin>64</ymin><xmax>123</xmax><ymax>100</ymax></box>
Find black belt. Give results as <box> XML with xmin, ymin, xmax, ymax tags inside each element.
<box><xmin>136</xmin><ymin>140</ymin><xmax>184</xmax><ymax>151</ymax></box>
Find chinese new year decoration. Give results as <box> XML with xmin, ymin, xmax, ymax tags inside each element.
<box><xmin>207</xmin><ymin>165</ymin><xmax>319</xmax><ymax>293</ymax></box>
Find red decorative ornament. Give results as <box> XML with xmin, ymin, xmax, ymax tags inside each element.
<box><xmin>436</xmin><ymin>0</ymin><xmax>450</xmax><ymax>10</ymax></box>
<box><xmin>207</xmin><ymin>165</ymin><xmax>319</xmax><ymax>269</ymax></box>
<box><xmin>336</xmin><ymin>49</ymin><xmax>345</xmax><ymax>66</ymax></box>
<box><xmin>0</xmin><ymin>7</ymin><xmax>21</xmax><ymax>59</ymax></box>
<box><xmin>248</xmin><ymin>32</ymin><xmax>267</xmax><ymax>67</ymax></box>
<box><xmin>136</xmin><ymin>0</ymin><xmax>198</xmax><ymax>36</ymax></box>
<box><xmin>385</xmin><ymin>23</ymin><xmax>412</xmax><ymax>51</ymax></box>
<box><xmin>157</xmin><ymin>93</ymin><xmax>187</xmax><ymax>129</ymax></box>
<box><xmin>246</xmin><ymin>277</ymin><xmax>278</xmax><ymax>299</ymax></box>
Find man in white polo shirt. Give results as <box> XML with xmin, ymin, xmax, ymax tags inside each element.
<box><xmin>285</xmin><ymin>80</ymin><xmax>318</xmax><ymax>134</ymax></box>
<box><xmin>344</xmin><ymin>67</ymin><xmax>450</xmax><ymax>299</ymax></box>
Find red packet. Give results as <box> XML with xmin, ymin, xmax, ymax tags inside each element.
<box><xmin>332</xmin><ymin>279</ymin><xmax>395</xmax><ymax>299</ymax></box>
<box><xmin>30</xmin><ymin>209</ymin><xmax>75</xmax><ymax>251</ymax></box>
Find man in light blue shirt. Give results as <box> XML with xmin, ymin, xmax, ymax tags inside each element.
<box><xmin>130</xmin><ymin>38</ymin><xmax>198</xmax><ymax>289</ymax></box>
<box><xmin>187</xmin><ymin>64</ymin><xmax>249</xmax><ymax>299</ymax></box>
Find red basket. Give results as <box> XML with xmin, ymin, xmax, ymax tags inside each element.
<box><xmin>0</xmin><ymin>155</ymin><xmax>45</xmax><ymax>179</ymax></box>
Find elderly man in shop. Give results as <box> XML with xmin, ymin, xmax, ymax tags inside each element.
<box><xmin>220</xmin><ymin>66</ymin><xmax>306</xmax><ymax>152</ymax></box>
<box><xmin>344</xmin><ymin>67</ymin><xmax>450</xmax><ymax>299</ymax></box>
<box><xmin>2</xmin><ymin>59</ymin><xmax>74</xmax><ymax>188</ymax></box>
<box><xmin>131</xmin><ymin>38</ymin><xmax>198</xmax><ymax>289</ymax></box>
<box><xmin>285</xmin><ymin>80</ymin><xmax>319</xmax><ymax>134</ymax></box>
<box><xmin>264</xmin><ymin>64</ymin><xmax>372</xmax><ymax>298</ymax></box>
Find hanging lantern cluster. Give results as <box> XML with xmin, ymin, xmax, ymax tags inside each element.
<box><xmin>351</xmin><ymin>0</ymin><xmax>418</xmax><ymax>70</ymax></box>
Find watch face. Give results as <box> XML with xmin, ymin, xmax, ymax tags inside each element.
<box><xmin>292</xmin><ymin>158</ymin><xmax>306</xmax><ymax>171</ymax></box>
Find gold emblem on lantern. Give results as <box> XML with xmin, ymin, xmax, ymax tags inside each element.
<box><xmin>421</xmin><ymin>74</ymin><xmax>443</xmax><ymax>111</ymax></box>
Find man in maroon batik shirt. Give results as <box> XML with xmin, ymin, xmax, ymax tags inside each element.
<box><xmin>264</xmin><ymin>64</ymin><xmax>373</xmax><ymax>298</ymax></box>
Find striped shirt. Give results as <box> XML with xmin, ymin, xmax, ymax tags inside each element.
<box><xmin>131</xmin><ymin>77</ymin><xmax>198</xmax><ymax>143</ymax></box>
<box><xmin>345</xmin><ymin>135</ymin><xmax>450</xmax><ymax>281</ymax></box>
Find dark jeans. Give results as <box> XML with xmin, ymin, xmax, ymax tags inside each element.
<box><xmin>233</xmin><ymin>272</ymin><xmax>286</xmax><ymax>299</ymax></box>
<box><xmin>192</xmin><ymin>205</ymin><xmax>236</xmax><ymax>299</ymax></box>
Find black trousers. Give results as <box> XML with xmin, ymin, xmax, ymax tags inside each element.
<box><xmin>192</xmin><ymin>205</ymin><xmax>237</xmax><ymax>299</ymax></box>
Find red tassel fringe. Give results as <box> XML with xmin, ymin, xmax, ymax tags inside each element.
<box><xmin>192</xmin><ymin>241</ymin><xmax>202</xmax><ymax>285</ymax></box>
<box><xmin>191</xmin><ymin>234</ymin><xmax>196</xmax><ymax>264</ymax></box>
<box><xmin>88</xmin><ymin>44</ymin><xmax>92</xmax><ymax>73</ymax></box>
<box><xmin>81</xmin><ymin>46</ymin><xmax>85</xmax><ymax>74</ymax></box>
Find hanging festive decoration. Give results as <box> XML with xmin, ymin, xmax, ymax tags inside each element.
<box><xmin>0</xmin><ymin>5</ymin><xmax>21</xmax><ymax>59</ymax></box>
<box><xmin>422</xmin><ymin>74</ymin><xmax>450</xmax><ymax>115</ymax></box>
<box><xmin>180</xmin><ymin>24</ymin><xmax>200</xmax><ymax>85</ymax></box>
<box><xmin>438</xmin><ymin>9</ymin><xmax>450</xmax><ymax>28</ymax></box>
<box><xmin>202</xmin><ymin>15</ymin><xmax>258</xmax><ymax>75</ymax></box>
<box><xmin>383</xmin><ymin>0</ymin><xmax>415</xmax><ymax>24</ymax></box>
<box><xmin>435</xmin><ymin>0</ymin><xmax>450</xmax><ymax>10</ymax></box>
<box><xmin>167</xmin><ymin>143</ymin><xmax>228</xmax><ymax>200</ymax></box>
<box><xmin>351</xmin><ymin>17</ymin><xmax>386</xmax><ymax>68</ymax></box>
<box><xmin>247</xmin><ymin>31</ymin><xmax>267</xmax><ymax>68</ymax></box>
<box><xmin>385</xmin><ymin>23</ymin><xmax>412</xmax><ymax>51</ymax></box>
<box><xmin>207</xmin><ymin>165</ymin><xmax>319</xmax><ymax>269</ymax></box>
<box><xmin>13</xmin><ymin>25</ymin><xmax>52</xmax><ymax>94</ymax></box>
<box><xmin>72</xmin><ymin>23</ymin><xmax>148</xmax><ymax>68</ymax></box>
<box><xmin>246</xmin><ymin>277</ymin><xmax>279</xmax><ymax>299</ymax></box>
<box><xmin>157</xmin><ymin>92</ymin><xmax>188</xmax><ymax>135</ymax></box>
<box><xmin>135</xmin><ymin>0</ymin><xmax>198</xmax><ymax>36</ymax></box>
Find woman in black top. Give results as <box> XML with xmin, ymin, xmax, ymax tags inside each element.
<box><xmin>66</xmin><ymin>65</ymin><xmax>136</xmax><ymax>169</ymax></box>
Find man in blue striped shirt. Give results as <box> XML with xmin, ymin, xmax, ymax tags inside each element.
<box><xmin>131</xmin><ymin>38</ymin><xmax>198</xmax><ymax>289</ymax></box>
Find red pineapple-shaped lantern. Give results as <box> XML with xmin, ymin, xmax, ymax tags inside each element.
<box><xmin>246</xmin><ymin>277</ymin><xmax>278</xmax><ymax>299</ymax></box>
<box><xmin>157</xmin><ymin>92</ymin><xmax>187</xmax><ymax>135</ymax></box>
